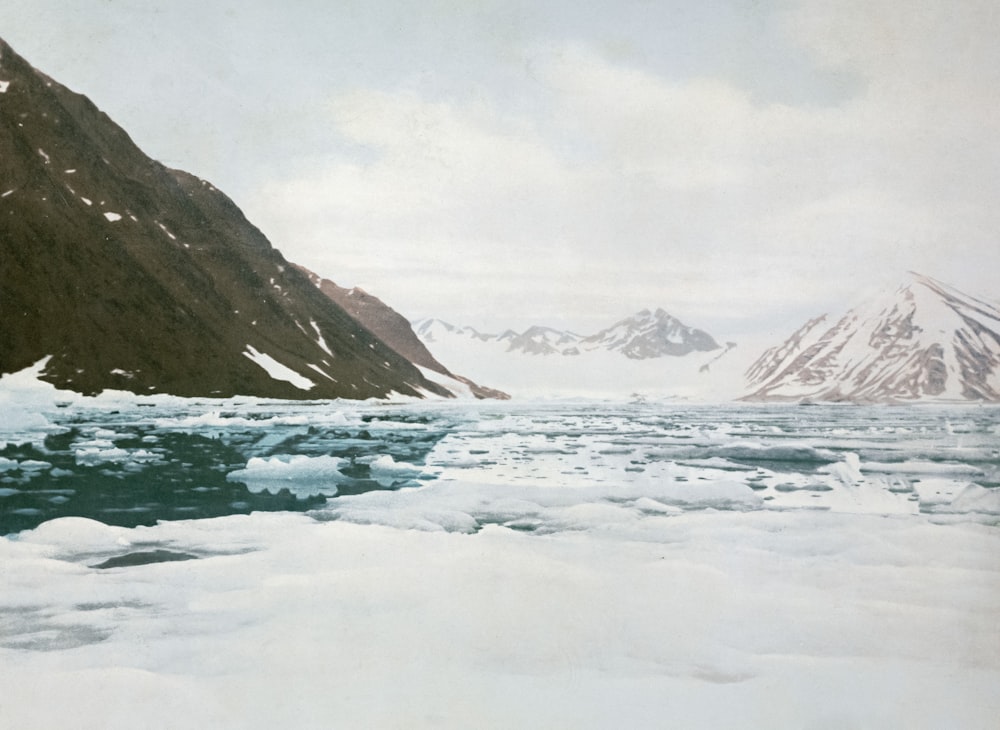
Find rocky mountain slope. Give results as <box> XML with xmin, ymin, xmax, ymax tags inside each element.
<box><xmin>0</xmin><ymin>37</ymin><xmax>453</xmax><ymax>400</ymax></box>
<box><xmin>744</xmin><ymin>273</ymin><xmax>1000</xmax><ymax>403</ymax></box>
<box><xmin>295</xmin><ymin>266</ymin><xmax>508</xmax><ymax>399</ymax></box>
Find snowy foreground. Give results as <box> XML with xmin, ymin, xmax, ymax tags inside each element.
<box><xmin>1</xmin><ymin>377</ymin><xmax>999</xmax><ymax>728</ymax></box>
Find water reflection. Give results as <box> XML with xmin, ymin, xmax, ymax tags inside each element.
<box><xmin>0</xmin><ymin>407</ymin><xmax>450</xmax><ymax>534</ymax></box>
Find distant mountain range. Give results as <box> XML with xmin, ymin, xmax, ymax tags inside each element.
<box><xmin>415</xmin><ymin>308</ymin><xmax>728</xmax><ymax>359</ymax></box>
<box><xmin>412</xmin><ymin>309</ymin><xmax>743</xmax><ymax>400</ymax></box>
<box><xmin>744</xmin><ymin>272</ymin><xmax>1000</xmax><ymax>403</ymax></box>
<box><xmin>413</xmin><ymin>275</ymin><xmax>1000</xmax><ymax>403</ymax></box>
<box><xmin>0</xmin><ymin>37</ymin><xmax>498</xmax><ymax>400</ymax></box>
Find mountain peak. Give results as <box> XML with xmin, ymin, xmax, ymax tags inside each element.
<box><xmin>414</xmin><ymin>308</ymin><xmax>722</xmax><ymax>361</ymax></box>
<box><xmin>582</xmin><ymin>308</ymin><xmax>720</xmax><ymax>359</ymax></box>
<box><xmin>745</xmin><ymin>275</ymin><xmax>1000</xmax><ymax>403</ymax></box>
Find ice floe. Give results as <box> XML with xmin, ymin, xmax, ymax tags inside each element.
<box><xmin>227</xmin><ymin>454</ymin><xmax>346</xmax><ymax>498</ymax></box>
<box><xmin>0</xmin><ymin>380</ymin><xmax>998</xmax><ymax>728</ymax></box>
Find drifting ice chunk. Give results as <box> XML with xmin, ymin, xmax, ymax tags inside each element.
<box><xmin>227</xmin><ymin>455</ymin><xmax>345</xmax><ymax>498</ymax></box>
<box><xmin>75</xmin><ymin>446</ymin><xmax>161</xmax><ymax>467</ymax></box>
<box><xmin>367</xmin><ymin>455</ymin><xmax>428</xmax><ymax>486</ymax></box>
<box><xmin>103</xmin><ymin>212</ymin><xmax>123</xmax><ymax>222</ymax></box>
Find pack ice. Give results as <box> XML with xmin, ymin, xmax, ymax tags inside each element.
<box><xmin>1</xmin><ymin>370</ymin><xmax>998</xmax><ymax>729</ymax></box>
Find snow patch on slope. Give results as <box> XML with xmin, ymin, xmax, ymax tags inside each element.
<box><xmin>242</xmin><ymin>346</ymin><xmax>315</xmax><ymax>391</ymax></box>
<box><xmin>309</xmin><ymin>319</ymin><xmax>333</xmax><ymax>357</ymax></box>
<box><xmin>413</xmin><ymin>364</ymin><xmax>473</xmax><ymax>398</ymax></box>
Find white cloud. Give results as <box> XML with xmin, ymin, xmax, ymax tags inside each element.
<box><xmin>250</xmin><ymin>5</ymin><xmax>1000</xmax><ymax>335</ymax></box>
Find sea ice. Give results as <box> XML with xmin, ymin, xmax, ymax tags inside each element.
<box><xmin>0</xmin><ymin>390</ymin><xmax>997</xmax><ymax>728</ymax></box>
<box><xmin>227</xmin><ymin>454</ymin><xmax>346</xmax><ymax>497</ymax></box>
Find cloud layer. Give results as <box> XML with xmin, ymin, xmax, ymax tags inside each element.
<box><xmin>3</xmin><ymin>0</ymin><xmax>998</xmax><ymax>335</ymax></box>
<box><xmin>240</xmin><ymin>1</ymin><xmax>1000</xmax><ymax>334</ymax></box>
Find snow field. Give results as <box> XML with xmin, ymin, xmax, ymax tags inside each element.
<box><xmin>1</xmin><ymin>510</ymin><xmax>998</xmax><ymax>729</ymax></box>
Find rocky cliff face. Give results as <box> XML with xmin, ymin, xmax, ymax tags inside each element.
<box><xmin>0</xmin><ymin>38</ymin><xmax>448</xmax><ymax>399</ymax></box>
<box><xmin>744</xmin><ymin>273</ymin><xmax>1000</xmax><ymax>403</ymax></box>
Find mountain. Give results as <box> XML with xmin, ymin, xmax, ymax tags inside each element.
<box><xmin>415</xmin><ymin>308</ymin><xmax>721</xmax><ymax>359</ymax></box>
<box><xmin>579</xmin><ymin>308</ymin><xmax>721</xmax><ymax>358</ymax></box>
<box><xmin>744</xmin><ymin>273</ymin><xmax>1000</xmax><ymax>403</ymax></box>
<box><xmin>414</xmin><ymin>320</ymin><xmax>500</xmax><ymax>345</ymax></box>
<box><xmin>412</xmin><ymin>310</ymin><xmax>744</xmax><ymax>399</ymax></box>
<box><xmin>499</xmin><ymin>325</ymin><xmax>585</xmax><ymax>356</ymax></box>
<box><xmin>294</xmin><ymin>267</ymin><xmax>508</xmax><ymax>399</ymax></box>
<box><xmin>0</xmin><ymin>37</ymin><xmax>455</xmax><ymax>400</ymax></box>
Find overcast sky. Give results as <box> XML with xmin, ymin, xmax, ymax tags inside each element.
<box><xmin>3</xmin><ymin>1</ymin><xmax>998</xmax><ymax>337</ymax></box>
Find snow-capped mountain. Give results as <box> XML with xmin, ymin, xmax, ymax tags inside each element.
<box><xmin>414</xmin><ymin>320</ymin><xmax>505</xmax><ymax>345</ymax></box>
<box><xmin>499</xmin><ymin>326</ymin><xmax>585</xmax><ymax>356</ymax></box>
<box><xmin>415</xmin><ymin>308</ymin><xmax>721</xmax><ymax>359</ymax></box>
<box><xmin>744</xmin><ymin>273</ymin><xmax>1000</xmax><ymax>403</ymax></box>
<box><xmin>0</xmin><ymin>37</ymin><xmax>461</xmax><ymax>400</ymax></box>
<box><xmin>579</xmin><ymin>308</ymin><xmax>721</xmax><ymax>358</ymax></box>
<box><xmin>412</xmin><ymin>310</ymin><xmax>743</xmax><ymax>399</ymax></box>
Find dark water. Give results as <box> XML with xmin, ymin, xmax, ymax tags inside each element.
<box><xmin>2</xmin><ymin>399</ymin><xmax>999</xmax><ymax>535</ymax></box>
<box><xmin>0</xmin><ymin>402</ymin><xmax>450</xmax><ymax>534</ymax></box>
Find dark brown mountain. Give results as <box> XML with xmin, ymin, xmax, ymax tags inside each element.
<box><xmin>295</xmin><ymin>266</ymin><xmax>509</xmax><ymax>399</ymax></box>
<box><xmin>0</xmin><ymin>37</ymin><xmax>451</xmax><ymax>399</ymax></box>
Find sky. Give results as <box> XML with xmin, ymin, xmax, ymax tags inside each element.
<box><xmin>2</xmin><ymin>1</ymin><xmax>999</xmax><ymax>337</ymax></box>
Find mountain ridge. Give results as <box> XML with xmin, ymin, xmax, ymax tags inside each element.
<box><xmin>414</xmin><ymin>307</ymin><xmax>722</xmax><ymax>360</ymax></box>
<box><xmin>295</xmin><ymin>266</ymin><xmax>509</xmax><ymax>399</ymax></box>
<box><xmin>743</xmin><ymin>272</ymin><xmax>1000</xmax><ymax>403</ymax></box>
<box><xmin>0</xmin><ymin>37</ymin><xmax>452</xmax><ymax>400</ymax></box>
<box><xmin>409</xmin><ymin>309</ymin><xmax>742</xmax><ymax>399</ymax></box>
